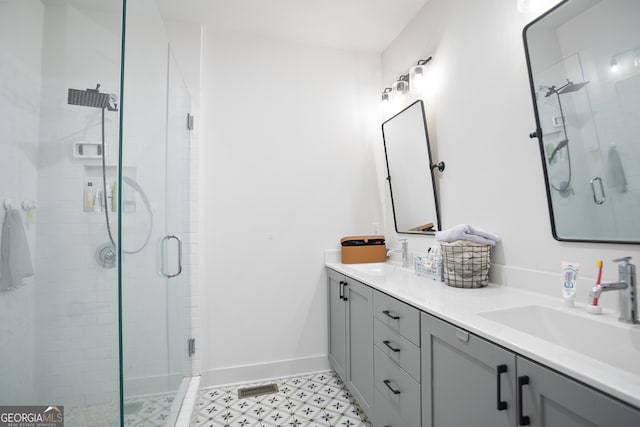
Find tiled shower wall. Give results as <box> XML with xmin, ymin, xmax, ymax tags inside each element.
<box><xmin>0</xmin><ymin>0</ymin><xmax>42</xmax><ymax>404</ymax></box>
<box><xmin>34</xmin><ymin>2</ymin><xmax>122</xmax><ymax>409</ymax></box>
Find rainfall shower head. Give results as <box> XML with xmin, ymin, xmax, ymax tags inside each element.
<box><xmin>558</xmin><ymin>80</ymin><xmax>589</xmax><ymax>94</ymax></box>
<box><xmin>544</xmin><ymin>79</ymin><xmax>589</xmax><ymax>97</ymax></box>
<box><xmin>68</xmin><ymin>84</ymin><xmax>117</xmax><ymax>111</ymax></box>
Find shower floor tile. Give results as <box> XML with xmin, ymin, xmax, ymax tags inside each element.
<box><xmin>123</xmin><ymin>392</ymin><xmax>174</xmax><ymax>427</ymax></box>
<box><xmin>62</xmin><ymin>392</ymin><xmax>174</xmax><ymax>427</ymax></box>
<box><xmin>192</xmin><ymin>371</ymin><xmax>372</xmax><ymax>427</ymax></box>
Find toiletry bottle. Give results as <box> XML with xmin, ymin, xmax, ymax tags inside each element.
<box><xmin>561</xmin><ymin>262</ymin><xmax>580</xmax><ymax>307</ymax></box>
<box><xmin>83</xmin><ymin>181</ymin><xmax>95</xmax><ymax>212</ymax></box>
<box><xmin>95</xmin><ymin>188</ymin><xmax>103</xmax><ymax>212</ymax></box>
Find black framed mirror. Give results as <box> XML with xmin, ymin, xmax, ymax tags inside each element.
<box><xmin>524</xmin><ymin>0</ymin><xmax>640</xmax><ymax>244</ymax></box>
<box><xmin>382</xmin><ymin>100</ymin><xmax>441</xmax><ymax>234</ymax></box>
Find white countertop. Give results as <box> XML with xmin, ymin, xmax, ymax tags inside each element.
<box><xmin>325</xmin><ymin>259</ymin><xmax>640</xmax><ymax>409</ymax></box>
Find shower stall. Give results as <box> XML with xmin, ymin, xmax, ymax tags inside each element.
<box><xmin>0</xmin><ymin>0</ymin><xmax>194</xmax><ymax>425</ymax></box>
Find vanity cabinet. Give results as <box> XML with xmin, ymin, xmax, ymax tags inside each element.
<box><xmin>327</xmin><ymin>269</ymin><xmax>374</xmax><ymax>415</ymax></box>
<box><xmin>421</xmin><ymin>312</ymin><xmax>640</xmax><ymax>427</ymax></box>
<box><xmin>518</xmin><ymin>357</ymin><xmax>640</xmax><ymax>427</ymax></box>
<box><xmin>421</xmin><ymin>312</ymin><xmax>515</xmax><ymax>427</ymax></box>
<box><xmin>373</xmin><ymin>291</ymin><xmax>422</xmax><ymax>427</ymax></box>
<box><xmin>328</xmin><ymin>268</ymin><xmax>640</xmax><ymax>427</ymax></box>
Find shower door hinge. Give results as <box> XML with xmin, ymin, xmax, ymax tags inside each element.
<box><xmin>186</xmin><ymin>113</ymin><xmax>194</xmax><ymax>131</ymax></box>
<box><xmin>188</xmin><ymin>338</ymin><xmax>196</xmax><ymax>357</ymax></box>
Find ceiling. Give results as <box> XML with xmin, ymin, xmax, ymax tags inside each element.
<box><xmin>153</xmin><ymin>0</ymin><xmax>430</xmax><ymax>53</ymax></box>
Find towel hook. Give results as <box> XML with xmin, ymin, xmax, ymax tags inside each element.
<box><xmin>4</xmin><ymin>199</ymin><xmax>15</xmax><ymax>210</ymax></box>
<box><xmin>22</xmin><ymin>200</ymin><xmax>38</xmax><ymax>211</ymax></box>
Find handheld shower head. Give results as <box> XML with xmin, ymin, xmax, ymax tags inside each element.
<box><xmin>548</xmin><ymin>139</ymin><xmax>569</xmax><ymax>163</ymax></box>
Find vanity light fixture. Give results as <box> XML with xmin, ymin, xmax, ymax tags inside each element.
<box><xmin>610</xmin><ymin>57</ymin><xmax>619</xmax><ymax>73</ymax></box>
<box><xmin>380</xmin><ymin>56</ymin><xmax>433</xmax><ymax>109</ymax></box>
<box><xmin>409</xmin><ymin>57</ymin><xmax>433</xmax><ymax>94</ymax></box>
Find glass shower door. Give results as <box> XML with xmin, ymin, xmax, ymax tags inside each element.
<box><xmin>120</xmin><ymin>1</ymin><xmax>192</xmax><ymax>425</ymax></box>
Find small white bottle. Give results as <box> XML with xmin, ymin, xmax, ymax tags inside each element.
<box><xmin>95</xmin><ymin>188</ymin><xmax>103</xmax><ymax>212</ymax></box>
<box><xmin>561</xmin><ymin>262</ymin><xmax>580</xmax><ymax>307</ymax></box>
<box><xmin>83</xmin><ymin>181</ymin><xmax>96</xmax><ymax>212</ymax></box>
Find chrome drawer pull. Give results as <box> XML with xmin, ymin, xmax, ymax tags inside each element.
<box><xmin>383</xmin><ymin>340</ymin><xmax>401</xmax><ymax>353</ymax></box>
<box><xmin>383</xmin><ymin>379</ymin><xmax>401</xmax><ymax>395</ymax></box>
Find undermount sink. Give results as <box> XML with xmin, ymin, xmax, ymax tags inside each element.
<box><xmin>480</xmin><ymin>305</ymin><xmax>640</xmax><ymax>375</ymax></box>
<box><xmin>347</xmin><ymin>262</ymin><xmax>393</xmax><ymax>276</ymax></box>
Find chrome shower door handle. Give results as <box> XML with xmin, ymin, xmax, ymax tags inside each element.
<box><xmin>161</xmin><ymin>234</ymin><xmax>183</xmax><ymax>278</ymax></box>
<box><xmin>590</xmin><ymin>176</ymin><xmax>606</xmax><ymax>205</ymax></box>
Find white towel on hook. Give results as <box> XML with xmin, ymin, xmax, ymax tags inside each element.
<box><xmin>435</xmin><ymin>224</ymin><xmax>501</xmax><ymax>246</ymax></box>
<box><xmin>1</xmin><ymin>209</ymin><xmax>34</xmax><ymax>291</ymax></box>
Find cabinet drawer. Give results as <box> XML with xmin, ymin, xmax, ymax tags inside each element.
<box><xmin>374</xmin><ymin>318</ymin><xmax>420</xmax><ymax>382</ymax></box>
<box><xmin>374</xmin><ymin>291</ymin><xmax>420</xmax><ymax>346</ymax></box>
<box><xmin>374</xmin><ymin>346</ymin><xmax>420</xmax><ymax>427</ymax></box>
<box><xmin>374</xmin><ymin>389</ymin><xmax>412</xmax><ymax>427</ymax></box>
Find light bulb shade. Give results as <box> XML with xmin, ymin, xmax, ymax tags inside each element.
<box><xmin>381</xmin><ymin>87</ymin><xmax>392</xmax><ymax>103</ymax></box>
<box><xmin>409</xmin><ymin>64</ymin><xmax>426</xmax><ymax>94</ymax></box>
<box><xmin>611</xmin><ymin>57</ymin><xmax>619</xmax><ymax>72</ymax></box>
<box><xmin>392</xmin><ymin>79</ymin><xmax>409</xmax><ymax>95</ymax></box>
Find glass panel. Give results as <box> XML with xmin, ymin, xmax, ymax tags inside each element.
<box><xmin>166</xmin><ymin>50</ymin><xmax>192</xmax><ymax>395</ymax></box>
<box><xmin>120</xmin><ymin>1</ymin><xmax>192</xmax><ymax>425</ymax></box>
<box><xmin>0</xmin><ymin>0</ymin><xmax>123</xmax><ymax>425</ymax></box>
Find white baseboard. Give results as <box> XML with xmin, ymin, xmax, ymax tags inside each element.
<box><xmin>200</xmin><ymin>354</ymin><xmax>330</xmax><ymax>389</ymax></box>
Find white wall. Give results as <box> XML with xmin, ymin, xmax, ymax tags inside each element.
<box><xmin>380</xmin><ymin>0</ymin><xmax>640</xmax><ymax>305</ymax></box>
<box><xmin>199</xmin><ymin>31</ymin><xmax>382</xmax><ymax>385</ymax></box>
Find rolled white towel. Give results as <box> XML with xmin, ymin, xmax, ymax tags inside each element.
<box><xmin>436</xmin><ymin>224</ymin><xmax>500</xmax><ymax>246</ymax></box>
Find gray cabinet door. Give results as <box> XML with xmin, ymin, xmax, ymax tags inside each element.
<box><xmin>421</xmin><ymin>312</ymin><xmax>516</xmax><ymax>427</ymax></box>
<box><xmin>327</xmin><ymin>269</ymin><xmax>347</xmax><ymax>380</ymax></box>
<box><xmin>346</xmin><ymin>277</ymin><xmax>374</xmax><ymax>415</ymax></box>
<box><xmin>518</xmin><ymin>357</ymin><xmax>640</xmax><ymax>427</ymax></box>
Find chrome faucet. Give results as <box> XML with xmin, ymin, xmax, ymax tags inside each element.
<box><xmin>387</xmin><ymin>238</ymin><xmax>409</xmax><ymax>268</ymax></box>
<box><xmin>589</xmin><ymin>257</ymin><xmax>638</xmax><ymax>324</ymax></box>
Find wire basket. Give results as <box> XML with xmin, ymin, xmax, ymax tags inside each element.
<box><xmin>440</xmin><ymin>241</ymin><xmax>491</xmax><ymax>288</ymax></box>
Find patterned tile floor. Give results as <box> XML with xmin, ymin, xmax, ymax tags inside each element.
<box><xmin>191</xmin><ymin>371</ymin><xmax>373</xmax><ymax>426</ymax></box>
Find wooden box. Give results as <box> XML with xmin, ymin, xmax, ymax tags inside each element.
<box><xmin>340</xmin><ymin>235</ymin><xmax>387</xmax><ymax>264</ymax></box>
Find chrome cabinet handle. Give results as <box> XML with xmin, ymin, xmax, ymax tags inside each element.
<box><xmin>590</xmin><ymin>176</ymin><xmax>606</xmax><ymax>205</ymax></box>
<box><xmin>161</xmin><ymin>234</ymin><xmax>183</xmax><ymax>278</ymax></box>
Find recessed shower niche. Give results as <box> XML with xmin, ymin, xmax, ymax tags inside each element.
<box><xmin>83</xmin><ymin>165</ymin><xmax>138</xmax><ymax>214</ymax></box>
